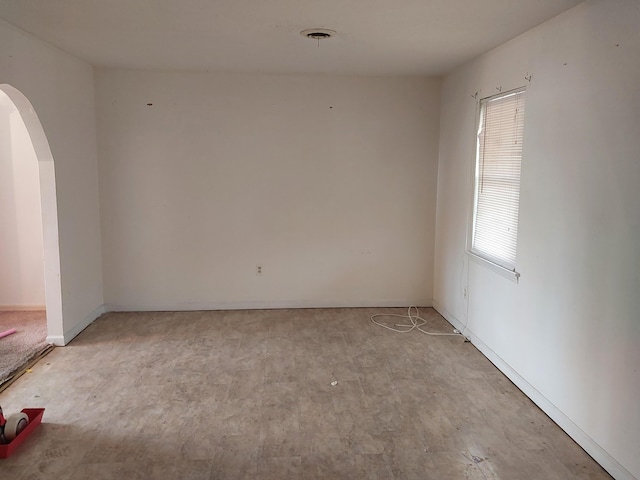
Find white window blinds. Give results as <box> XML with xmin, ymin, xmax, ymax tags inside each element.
<box><xmin>472</xmin><ymin>88</ymin><xmax>526</xmax><ymax>271</ymax></box>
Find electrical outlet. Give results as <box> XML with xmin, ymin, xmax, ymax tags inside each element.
<box><xmin>256</xmin><ymin>264</ymin><xmax>263</xmax><ymax>276</ymax></box>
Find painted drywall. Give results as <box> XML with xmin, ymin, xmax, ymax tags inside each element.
<box><xmin>0</xmin><ymin>91</ymin><xmax>45</xmax><ymax>307</ymax></box>
<box><xmin>434</xmin><ymin>1</ymin><xmax>640</xmax><ymax>479</ymax></box>
<box><xmin>0</xmin><ymin>19</ymin><xmax>104</xmax><ymax>343</ymax></box>
<box><xmin>96</xmin><ymin>70</ymin><xmax>441</xmax><ymax>310</ymax></box>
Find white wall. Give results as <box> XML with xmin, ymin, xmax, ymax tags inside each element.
<box><xmin>0</xmin><ymin>91</ymin><xmax>45</xmax><ymax>307</ymax></box>
<box><xmin>0</xmin><ymin>20</ymin><xmax>104</xmax><ymax>343</ymax></box>
<box><xmin>434</xmin><ymin>1</ymin><xmax>640</xmax><ymax>479</ymax></box>
<box><xmin>96</xmin><ymin>70</ymin><xmax>441</xmax><ymax>310</ymax></box>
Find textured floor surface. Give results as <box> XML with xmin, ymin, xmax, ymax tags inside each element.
<box><xmin>0</xmin><ymin>310</ymin><xmax>49</xmax><ymax>386</ymax></box>
<box><xmin>0</xmin><ymin>308</ymin><xmax>611</xmax><ymax>479</ymax></box>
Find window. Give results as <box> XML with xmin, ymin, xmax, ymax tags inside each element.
<box><xmin>471</xmin><ymin>87</ymin><xmax>526</xmax><ymax>273</ymax></box>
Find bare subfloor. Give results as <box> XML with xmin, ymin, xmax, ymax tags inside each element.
<box><xmin>0</xmin><ymin>308</ymin><xmax>611</xmax><ymax>479</ymax></box>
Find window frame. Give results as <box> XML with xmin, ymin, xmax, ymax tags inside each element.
<box><xmin>467</xmin><ymin>86</ymin><xmax>526</xmax><ymax>282</ymax></box>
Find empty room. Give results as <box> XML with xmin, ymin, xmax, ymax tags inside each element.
<box><xmin>0</xmin><ymin>0</ymin><xmax>638</xmax><ymax>478</ymax></box>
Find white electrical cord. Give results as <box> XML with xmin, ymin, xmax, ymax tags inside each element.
<box><xmin>371</xmin><ymin>306</ymin><xmax>464</xmax><ymax>337</ymax></box>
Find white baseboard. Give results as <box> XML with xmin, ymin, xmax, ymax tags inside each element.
<box><xmin>45</xmin><ymin>335</ymin><xmax>65</xmax><ymax>346</ymax></box>
<box><xmin>104</xmin><ymin>299</ymin><xmax>433</xmax><ymax>312</ymax></box>
<box><xmin>433</xmin><ymin>300</ymin><xmax>637</xmax><ymax>480</ymax></box>
<box><xmin>46</xmin><ymin>304</ymin><xmax>107</xmax><ymax>346</ymax></box>
<box><xmin>47</xmin><ymin>300</ymin><xmax>431</xmax><ymax>345</ymax></box>
<box><xmin>0</xmin><ymin>305</ymin><xmax>46</xmax><ymax>311</ymax></box>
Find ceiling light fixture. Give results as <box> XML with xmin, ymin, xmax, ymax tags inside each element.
<box><xmin>300</xmin><ymin>28</ymin><xmax>336</xmax><ymax>46</ymax></box>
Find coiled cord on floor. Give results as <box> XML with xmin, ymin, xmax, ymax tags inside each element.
<box><xmin>371</xmin><ymin>306</ymin><xmax>464</xmax><ymax>337</ymax></box>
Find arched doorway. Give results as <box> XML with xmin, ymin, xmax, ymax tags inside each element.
<box><xmin>0</xmin><ymin>84</ymin><xmax>63</xmax><ymax>345</ymax></box>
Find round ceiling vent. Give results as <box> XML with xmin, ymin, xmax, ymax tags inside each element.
<box><xmin>300</xmin><ymin>28</ymin><xmax>336</xmax><ymax>41</ymax></box>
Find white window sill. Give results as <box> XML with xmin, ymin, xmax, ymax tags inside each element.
<box><xmin>467</xmin><ymin>251</ymin><xmax>520</xmax><ymax>283</ymax></box>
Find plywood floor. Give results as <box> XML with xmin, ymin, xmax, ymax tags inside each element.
<box><xmin>0</xmin><ymin>308</ymin><xmax>611</xmax><ymax>479</ymax></box>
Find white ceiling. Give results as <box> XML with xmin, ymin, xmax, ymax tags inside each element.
<box><xmin>0</xmin><ymin>0</ymin><xmax>584</xmax><ymax>76</ymax></box>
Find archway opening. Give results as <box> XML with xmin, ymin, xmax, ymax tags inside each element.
<box><xmin>0</xmin><ymin>84</ymin><xmax>63</xmax><ymax>365</ymax></box>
